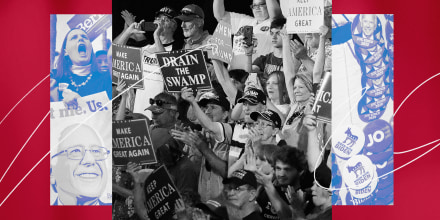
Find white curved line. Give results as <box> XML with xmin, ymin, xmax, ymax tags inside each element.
<box><xmin>0</xmin><ymin>112</ymin><xmax>50</xmax><ymax>183</ymax></box>
<box><xmin>0</xmin><ymin>151</ymin><xmax>50</xmax><ymax>207</ymax></box>
<box><xmin>394</xmin><ymin>139</ymin><xmax>440</xmax><ymax>154</ymax></box>
<box><xmin>394</xmin><ymin>72</ymin><xmax>440</xmax><ymax>117</ymax></box>
<box><xmin>0</xmin><ymin>74</ymin><xmax>49</xmax><ymax>125</ymax></box>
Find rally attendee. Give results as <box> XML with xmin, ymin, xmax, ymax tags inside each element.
<box><xmin>213</xmin><ymin>0</ymin><xmax>282</xmax><ymax>69</ymax></box>
<box><xmin>266</xmin><ymin>71</ymin><xmax>290</xmax><ymax>116</ymax></box>
<box><xmin>51</xmin><ymin>123</ymin><xmax>111</xmax><ymax>205</ymax></box>
<box><xmin>95</xmin><ymin>50</ymin><xmax>110</xmax><ymax>74</ymax></box>
<box><xmin>223</xmin><ymin>169</ymin><xmax>265</xmax><ymax>220</ymax></box>
<box><xmin>176</xmin><ymin>88</ymin><xmax>233</xmax><ymax>202</ymax></box>
<box><xmin>249</xmin><ymin>109</ymin><xmax>282</xmax><ymax>148</ymax></box>
<box><xmin>50</xmin><ymin>28</ymin><xmax>112</xmax><ymax>106</ymax></box>
<box><xmin>176</xmin><ymin>4</ymin><xmax>212</xmax><ymax>51</ymax></box>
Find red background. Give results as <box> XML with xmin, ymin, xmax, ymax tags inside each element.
<box><xmin>0</xmin><ymin>0</ymin><xmax>439</xmax><ymax>219</ymax></box>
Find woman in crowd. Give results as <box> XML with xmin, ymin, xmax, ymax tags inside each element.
<box><xmin>50</xmin><ymin>28</ymin><xmax>112</xmax><ymax>107</ymax></box>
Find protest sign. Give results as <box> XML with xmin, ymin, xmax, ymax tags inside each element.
<box><xmin>112</xmin><ymin>43</ymin><xmax>143</xmax><ymax>89</ymax></box>
<box><xmin>285</xmin><ymin>0</ymin><xmax>324</xmax><ymax>33</ymax></box>
<box><xmin>313</xmin><ymin>71</ymin><xmax>331</xmax><ymax>123</ymax></box>
<box><xmin>156</xmin><ymin>49</ymin><xmax>212</xmax><ymax>92</ymax></box>
<box><xmin>207</xmin><ymin>21</ymin><xmax>233</xmax><ymax>63</ymax></box>
<box><xmin>67</xmin><ymin>14</ymin><xmax>112</xmax><ymax>41</ymax></box>
<box><xmin>112</xmin><ymin>119</ymin><xmax>157</xmax><ymax>166</ymax></box>
<box><xmin>144</xmin><ymin>165</ymin><xmax>181</xmax><ymax>220</ymax></box>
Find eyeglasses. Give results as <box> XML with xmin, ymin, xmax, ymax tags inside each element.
<box><xmin>52</xmin><ymin>145</ymin><xmax>110</xmax><ymax>161</ymax></box>
<box><xmin>180</xmin><ymin>10</ymin><xmax>201</xmax><ymax>18</ymax></box>
<box><xmin>286</xmin><ymin>106</ymin><xmax>305</xmax><ymax>125</ymax></box>
<box><xmin>250</xmin><ymin>3</ymin><xmax>267</xmax><ymax>10</ymax></box>
<box><xmin>150</xmin><ymin>98</ymin><xmax>172</xmax><ymax>107</ymax></box>
<box><xmin>155</xmin><ymin>16</ymin><xmax>173</xmax><ymax>23</ymax></box>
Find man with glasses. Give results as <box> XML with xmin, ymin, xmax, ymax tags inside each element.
<box><xmin>213</xmin><ymin>0</ymin><xmax>282</xmax><ymax>69</ymax></box>
<box><xmin>146</xmin><ymin>92</ymin><xmax>179</xmax><ymax>130</ymax></box>
<box><xmin>249</xmin><ymin>109</ymin><xmax>282</xmax><ymax>148</ymax></box>
<box><xmin>223</xmin><ymin>169</ymin><xmax>265</xmax><ymax>219</ymax></box>
<box><xmin>50</xmin><ymin>123</ymin><xmax>110</xmax><ymax>205</ymax></box>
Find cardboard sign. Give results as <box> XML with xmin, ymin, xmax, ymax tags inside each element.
<box><xmin>144</xmin><ymin>165</ymin><xmax>181</xmax><ymax>220</ymax></box>
<box><xmin>112</xmin><ymin>119</ymin><xmax>157</xmax><ymax>166</ymax></box>
<box><xmin>285</xmin><ymin>0</ymin><xmax>324</xmax><ymax>33</ymax></box>
<box><xmin>67</xmin><ymin>14</ymin><xmax>112</xmax><ymax>41</ymax></box>
<box><xmin>313</xmin><ymin>71</ymin><xmax>331</xmax><ymax>123</ymax></box>
<box><xmin>156</xmin><ymin>49</ymin><xmax>212</xmax><ymax>92</ymax></box>
<box><xmin>207</xmin><ymin>21</ymin><xmax>233</xmax><ymax>63</ymax></box>
<box><xmin>112</xmin><ymin>43</ymin><xmax>144</xmax><ymax>89</ymax></box>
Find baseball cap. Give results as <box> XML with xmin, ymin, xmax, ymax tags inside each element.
<box><xmin>237</xmin><ymin>88</ymin><xmax>266</xmax><ymax>105</ymax></box>
<box><xmin>195</xmin><ymin>200</ymin><xmax>229</xmax><ymax>220</ymax></box>
<box><xmin>198</xmin><ymin>92</ymin><xmax>230</xmax><ymax>111</ymax></box>
<box><xmin>176</xmin><ymin>4</ymin><xmax>205</xmax><ymax>21</ymax></box>
<box><xmin>250</xmin><ymin>109</ymin><xmax>282</xmax><ymax>129</ymax></box>
<box><xmin>155</xmin><ymin>6</ymin><xmax>178</xmax><ymax>19</ymax></box>
<box><xmin>222</xmin><ymin>169</ymin><xmax>258</xmax><ymax>189</ymax></box>
<box><xmin>145</xmin><ymin>93</ymin><xmax>178</xmax><ymax>114</ymax></box>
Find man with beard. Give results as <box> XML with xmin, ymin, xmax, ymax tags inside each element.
<box><xmin>51</xmin><ymin>123</ymin><xmax>110</xmax><ymax>205</ymax></box>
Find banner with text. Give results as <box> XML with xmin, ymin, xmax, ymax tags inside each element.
<box><xmin>144</xmin><ymin>165</ymin><xmax>181</xmax><ymax>220</ymax></box>
<box><xmin>285</xmin><ymin>0</ymin><xmax>324</xmax><ymax>34</ymax></box>
<box><xmin>313</xmin><ymin>71</ymin><xmax>331</xmax><ymax>123</ymax></box>
<box><xmin>207</xmin><ymin>21</ymin><xmax>233</xmax><ymax>64</ymax></box>
<box><xmin>67</xmin><ymin>14</ymin><xmax>112</xmax><ymax>41</ymax></box>
<box><xmin>112</xmin><ymin>43</ymin><xmax>143</xmax><ymax>89</ymax></box>
<box><xmin>112</xmin><ymin>119</ymin><xmax>156</xmax><ymax>166</ymax></box>
<box><xmin>156</xmin><ymin>49</ymin><xmax>212</xmax><ymax>92</ymax></box>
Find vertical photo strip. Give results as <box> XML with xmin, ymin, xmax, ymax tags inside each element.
<box><xmin>50</xmin><ymin>14</ymin><xmax>113</xmax><ymax>205</ymax></box>
<box><xmin>112</xmin><ymin>0</ymin><xmax>333</xmax><ymax>219</ymax></box>
<box><xmin>332</xmin><ymin>14</ymin><xmax>394</xmax><ymax>205</ymax></box>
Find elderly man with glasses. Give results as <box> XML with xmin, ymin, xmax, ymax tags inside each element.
<box><xmin>50</xmin><ymin>123</ymin><xmax>111</xmax><ymax>205</ymax></box>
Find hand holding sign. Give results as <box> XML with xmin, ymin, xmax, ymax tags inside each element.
<box><xmin>319</xmin><ymin>25</ymin><xmax>329</xmax><ymax>38</ymax></box>
<box><xmin>62</xmin><ymin>89</ymin><xmax>81</xmax><ymax>110</ymax></box>
<box><xmin>126</xmin><ymin>162</ymin><xmax>154</xmax><ymax>184</ymax></box>
<box><xmin>180</xmin><ymin>87</ymin><xmax>196</xmax><ymax>103</ymax></box>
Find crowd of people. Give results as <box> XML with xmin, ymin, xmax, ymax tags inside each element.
<box><xmin>112</xmin><ymin>0</ymin><xmax>333</xmax><ymax>219</ymax></box>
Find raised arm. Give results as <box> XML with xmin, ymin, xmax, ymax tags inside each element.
<box><xmin>213</xmin><ymin>0</ymin><xmax>231</xmax><ymax>23</ymax></box>
<box><xmin>312</xmin><ymin>25</ymin><xmax>329</xmax><ymax>84</ymax></box>
<box><xmin>113</xmin><ymin>21</ymin><xmax>146</xmax><ymax>45</ymax></box>
<box><xmin>266</xmin><ymin>0</ymin><xmax>283</xmax><ymax>20</ymax></box>
<box><xmin>181</xmin><ymin>87</ymin><xmax>223</xmax><ymax>141</ymax></box>
<box><xmin>281</xmin><ymin>27</ymin><xmax>298</xmax><ymax>102</ymax></box>
<box><xmin>212</xmin><ymin>59</ymin><xmax>237</xmax><ymax>103</ymax></box>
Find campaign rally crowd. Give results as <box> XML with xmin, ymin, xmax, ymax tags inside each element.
<box><xmin>111</xmin><ymin>0</ymin><xmax>333</xmax><ymax>219</ymax></box>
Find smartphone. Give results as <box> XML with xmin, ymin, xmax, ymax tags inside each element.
<box><xmin>241</xmin><ymin>26</ymin><xmax>253</xmax><ymax>47</ymax></box>
<box><xmin>141</xmin><ymin>22</ymin><xmax>157</xmax><ymax>32</ymax></box>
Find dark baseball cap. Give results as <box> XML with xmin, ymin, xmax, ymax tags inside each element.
<box><xmin>237</xmin><ymin>88</ymin><xmax>266</xmax><ymax>105</ymax></box>
<box><xmin>250</xmin><ymin>109</ymin><xmax>282</xmax><ymax>129</ymax></box>
<box><xmin>222</xmin><ymin>169</ymin><xmax>257</xmax><ymax>189</ymax></box>
<box><xmin>176</xmin><ymin>4</ymin><xmax>205</xmax><ymax>21</ymax></box>
<box><xmin>195</xmin><ymin>200</ymin><xmax>229</xmax><ymax>220</ymax></box>
<box><xmin>155</xmin><ymin>6</ymin><xmax>177</xmax><ymax>19</ymax></box>
<box><xmin>198</xmin><ymin>92</ymin><xmax>230</xmax><ymax>111</ymax></box>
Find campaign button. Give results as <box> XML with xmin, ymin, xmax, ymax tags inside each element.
<box><xmin>333</xmin><ymin>126</ymin><xmax>365</xmax><ymax>159</ymax></box>
<box><xmin>341</xmin><ymin>155</ymin><xmax>376</xmax><ymax>190</ymax></box>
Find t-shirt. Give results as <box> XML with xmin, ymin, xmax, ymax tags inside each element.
<box><xmin>133</xmin><ymin>43</ymin><xmax>175</xmax><ymax>118</ymax></box>
<box><xmin>243</xmin><ymin>211</ymin><xmax>266</xmax><ymax>220</ymax></box>
<box><xmin>253</xmin><ymin>52</ymin><xmax>283</xmax><ymax>81</ymax></box>
<box><xmin>256</xmin><ymin>186</ymin><xmax>289</xmax><ymax>220</ymax></box>
<box><xmin>229</xmin><ymin>12</ymin><xmax>272</xmax><ymax>70</ymax></box>
<box><xmin>198</xmin><ymin>122</ymin><xmax>233</xmax><ymax>202</ymax></box>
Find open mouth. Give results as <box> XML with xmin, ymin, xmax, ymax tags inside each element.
<box><xmin>78</xmin><ymin>44</ymin><xmax>87</xmax><ymax>56</ymax></box>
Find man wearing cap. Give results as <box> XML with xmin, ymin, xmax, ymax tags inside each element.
<box><xmin>213</xmin><ymin>0</ymin><xmax>282</xmax><ymax>69</ymax></box>
<box><xmin>176</xmin><ymin>4</ymin><xmax>212</xmax><ymax>51</ymax></box>
<box><xmin>177</xmin><ymin>87</ymin><xmax>233</xmax><ymax>202</ymax></box>
<box><xmin>114</xmin><ymin>7</ymin><xmax>184</xmax><ymax>119</ymax></box>
<box><xmin>223</xmin><ymin>169</ymin><xmax>265</xmax><ymax>219</ymax></box>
